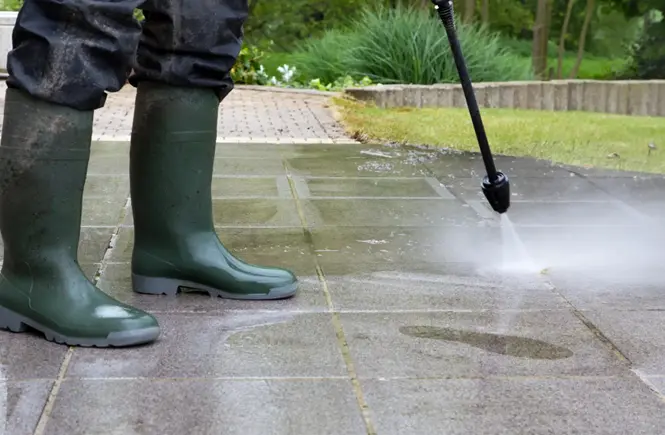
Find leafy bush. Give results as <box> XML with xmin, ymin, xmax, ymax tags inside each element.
<box><xmin>292</xmin><ymin>4</ymin><xmax>533</xmax><ymax>85</ymax></box>
<box><xmin>230</xmin><ymin>46</ymin><xmax>270</xmax><ymax>85</ymax></box>
<box><xmin>0</xmin><ymin>0</ymin><xmax>21</xmax><ymax>10</ymax></box>
<box><xmin>622</xmin><ymin>13</ymin><xmax>665</xmax><ymax>79</ymax></box>
<box><xmin>227</xmin><ymin>43</ymin><xmax>373</xmax><ymax>91</ymax></box>
<box><xmin>291</xmin><ymin>30</ymin><xmax>357</xmax><ymax>84</ymax></box>
<box><xmin>499</xmin><ymin>36</ymin><xmax>558</xmax><ymax>58</ymax></box>
<box><xmin>266</xmin><ymin>64</ymin><xmax>373</xmax><ymax>91</ymax></box>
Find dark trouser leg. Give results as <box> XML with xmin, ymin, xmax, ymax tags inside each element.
<box><xmin>129</xmin><ymin>0</ymin><xmax>298</xmax><ymax>300</ymax></box>
<box><xmin>129</xmin><ymin>0</ymin><xmax>246</xmax><ymax>100</ymax></box>
<box><xmin>7</xmin><ymin>0</ymin><xmax>144</xmax><ymax>110</ymax></box>
<box><xmin>0</xmin><ymin>0</ymin><xmax>160</xmax><ymax>346</ymax></box>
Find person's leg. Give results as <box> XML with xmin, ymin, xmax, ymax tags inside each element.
<box><xmin>0</xmin><ymin>0</ymin><xmax>160</xmax><ymax>346</ymax></box>
<box><xmin>7</xmin><ymin>0</ymin><xmax>143</xmax><ymax>110</ymax></box>
<box><xmin>128</xmin><ymin>0</ymin><xmax>298</xmax><ymax>299</ymax></box>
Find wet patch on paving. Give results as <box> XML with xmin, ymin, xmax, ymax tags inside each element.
<box><xmin>2</xmin><ymin>141</ymin><xmax>665</xmax><ymax>434</ymax></box>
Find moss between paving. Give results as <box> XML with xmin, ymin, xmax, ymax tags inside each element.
<box><xmin>334</xmin><ymin>97</ymin><xmax>665</xmax><ymax>175</ymax></box>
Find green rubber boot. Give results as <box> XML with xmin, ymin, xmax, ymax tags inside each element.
<box><xmin>130</xmin><ymin>82</ymin><xmax>298</xmax><ymax>300</ymax></box>
<box><xmin>0</xmin><ymin>88</ymin><xmax>160</xmax><ymax>347</ymax></box>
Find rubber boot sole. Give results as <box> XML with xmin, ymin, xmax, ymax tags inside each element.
<box><xmin>132</xmin><ymin>274</ymin><xmax>298</xmax><ymax>300</ymax></box>
<box><xmin>0</xmin><ymin>306</ymin><xmax>160</xmax><ymax>347</ymax></box>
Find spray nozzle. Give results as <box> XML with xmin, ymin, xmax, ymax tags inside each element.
<box><xmin>481</xmin><ymin>172</ymin><xmax>510</xmax><ymax>214</ymax></box>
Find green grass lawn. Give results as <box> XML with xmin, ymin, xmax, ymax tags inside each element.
<box><xmin>518</xmin><ymin>55</ymin><xmax>629</xmax><ymax>80</ymax></box>
<box><xmin>335</xmin><ymin>98</ymin><xmax>665</xmax><ymax>174</ymax></box>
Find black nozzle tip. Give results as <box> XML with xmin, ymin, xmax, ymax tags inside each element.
<box><xmin>481</xmin><ymin>172</ymin><xmax>510</xmax><ymax>214</ymax></box>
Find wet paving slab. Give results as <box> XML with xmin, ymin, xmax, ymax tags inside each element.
<box><xmin>2</xmin><ymin>142</ymin><xmax>665</xmax><ymax>434</ymax></box>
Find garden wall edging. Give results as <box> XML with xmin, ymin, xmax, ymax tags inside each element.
<box><xmin>344</xmin><ymin>80</ymin><xmax>665</xmax><ymax>117</ymax></box>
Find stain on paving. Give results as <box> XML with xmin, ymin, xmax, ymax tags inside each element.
<box><xmin>399</xmin><ymin>325</ymin><xmax>573</xmax><ymax>360</ymax></box>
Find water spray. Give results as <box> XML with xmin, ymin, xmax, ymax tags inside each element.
<box><xmin>432</xmin><ymin>0</ymin><xmax>511</xmax><ymax>214</ymax></box>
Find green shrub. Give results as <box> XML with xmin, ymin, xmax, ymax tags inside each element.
<box><xmin>293</xmin><ymin>4</ymin><xmax>533</xmax><ymax>85</ymax></box>
<box><xmin>622</xmin><ymin>13</ymin><xmax>665</xmax><ymax>80</ymax></box>
<box><xmin>561</xmin><ymin>56</ymin><xmax>629</xmax><ymax>79</ymax></box>
<box><xmin>499</xmin><ymin>36</ymin><xmax>558</xmax><ymax>58</ymax></box>
<box><xmin>230</xmin><ymin>46</ymin><xmax>270</xmax><ymax>85</ymax></box>
<box><xmin>291</xmin><ymin>30</ymin><xmax>358</xmax><ymax>84</ymax></box>
<box><xmin>0</xmin><ymin>0</ymin><xmax>22</xmax><ymax>10</ymax></box>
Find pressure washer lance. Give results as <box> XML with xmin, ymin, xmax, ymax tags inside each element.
<box><xmin>431</xmin><ymin>0</ymin><xmax>511</xmax><ymax>214</ymax></box>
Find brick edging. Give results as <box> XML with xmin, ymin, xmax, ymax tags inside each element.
<box><xmin>235</xmin><ymin>85</ymin><xmax>339</xmax><ymax>97</ymax></box>
<box><xmin>344</xmin><ymin>80</ymin><xmax>665</xmax><ymax>117</ymax></box>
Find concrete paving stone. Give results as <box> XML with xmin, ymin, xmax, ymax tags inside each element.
<box><xmin>281</xmin><ymin>143</ymin><xmax>375</xmax><ymax>159</ymax></box>
<box><xmin>503</xmin><ymin>201</ymin><xmax>641</xmax><ymax>226</ymax></box>
<box><xmin>560</xmin><ymin>163</ymin><xmax>665</xmax><ymax>179</ymax></box>
<box><xmin>550</xmin><ymin>278</ymin><xmax>665</xmax><ymax>310</ymax></box>
<box><xmin>44</xmin><ymin>379</ymin><xmax>366</xmax><ymax>435</ymax></box>
<box><xmin>81</xmin><ymin>197</ymin><xmax>128</xmax><ymax>226</ymax></box>
<box><xmin>214</xmin><ymin>143</ymin><xmax>292</xmax><ymax>159</ymax></box>
<box><xmin>0</xmin><ymin>381</ymin><xmax>54</xmax><ymax>435</ymax></box>
<box><xmin>584</xmin><ymin>176</ymin><xmax>665</xmax><ymax>202</ymax></box>
<box><xmin>303</xmin><ymin>177</ymin><xmax>446</xmax><ymax>198</ymax></box>
<box><xmin>122</xmin><ymin>199</ymin><xmax>301</xmax><ymax>227</ymax></box>
<box><xmin>444</xmin><ymin>175</ymin><xmax>613</xmax><ymax>202</ymax></box>
<box><xmin>80</xmin><ymin>263</ymin><xmax>101</xmax><ymax>281</ymax></box>
<box><xmin>582</xmin><ymin>310</ymin><xmax>665</xmax><ymax>376</ymax></box>
<box><xmin>301</xmin><ymin>199</ymin><xmax>483</xmax><ymax>227</ymax></box>
<box><xmin>339</xmin><ymin>311</ymin><xmax>628</xmax><ymax>379</ymax></box>
<box><xmin>76</xmin><ymin>227</ymin><xmax>115</xmax><ymax>263</ymax></box>
<box><xmin>83</xmin><ymin>174</ymin><xmax>129</xmax><ymax>199</ymax></box>
<box><xmin>318</xmin><ymin>259</ymin><xmax>487</xmax><ymax>277</ymax></box>
<box><xmin>515</xmin><ymin>224</ymin><xmax>664</xmax><ymax>276</ymax></box>
<box><xmin>108</xmin><ymin>226</ymin><xmax>313</xmax><ymax>270</ymax></box>
<box><xmin>547</xmin><ymin>275</ymin><xmax>665</xmax><ymax>310</ymax></box>
<box><xmin>361</xmin><ymin>377</ymin><xmax>665</xmax><ymax>435</ymax></box>
<box><xmin>212</xmin><ymin>157</ymin><xmax>288</xmax><ymax>176</ymax></box>
<box><xmin>89</xmin><ymin>141</ymin><xmax>129</xmax><ymax>157</ymax></box>
<box><xmin>0</xmin><ymin>332</ymin><xmax>67</xmax><ymax>379</ymax></box>
<box><xmin>425</xmin><ymin>153</ymin><xmax>575</xmax><ymax>179</ymax></box>
<box><xmin>643</xmin><ymin>376</ymin><xmax>665</xmax><ymax>396</ymax></box>
<box><xmin>621</xmin><ymin>199</ymin><xmax>665</xmax><ymax>222</ymax></box>
<box><xmin>65</xmin><ymin>313</ymin><xmax>345</xmax><ymax>378</ymax></box>
<box><xmin>0</xmin><ymin>227</ymin><xmax>113</xmax><ymax>264</ymax></box>
<box><xmin>86</xmin><ymin>155</ymin><xmax>130</xmax><ymax>175</ymax></box>
<box><xmin>310</xmin><ymin>225</ymin><xmax>503</xmax><ymax>266</ymax></box>
<box><xmin>210</xmin><ymin>176</ymin><xmax>283</xmax><ymax>198</ymax></box>
<box><xmin>98</xmin><ymin>264</ymin><xmax>325</xmax><ymax>314</ymax></box>
<box><xmin>325</xmin><ymin>272</ymin><xmax>564</xmax><ymax>312</ymax></box>
<box><xmin>284</xmin><ymin>147</ymin><xmax>430</xmax><ymax>178</ymax></box>
<box><xmin>491</xmin><ymin>155</ymin><xmax>580</xmax><ymax>178</ymax></box>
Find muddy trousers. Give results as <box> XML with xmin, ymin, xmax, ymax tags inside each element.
<box><xmin>6</xmin><ymin>0</ymin><xmax>248</xmax><ymax>110</ymax></box>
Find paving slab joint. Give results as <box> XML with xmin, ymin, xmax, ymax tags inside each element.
<box><xmin>282</xmin><ymin>159</ymin><xmax>378</xmax><ymax>435</ymax></box>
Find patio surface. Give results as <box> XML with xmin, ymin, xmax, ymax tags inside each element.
<box><xmin>2</xmin><ymin>85</ymin><xmax>665</xmax><ymax>434</ymax></box>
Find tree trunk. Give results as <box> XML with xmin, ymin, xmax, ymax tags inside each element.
<box><xmin>569</xmin><ymin>0</ymin><xmax>596</xmax><ymax>79</ymax></box>
<box><xmin>464</xmin><ymin>0</ymin><xmax>475</xmax><ymax>23</ymax></box>
<box><xmin>532</xmin><ymin>0</ymin><xmax>550</xmax><ymax>79</ymax></box>
<box><xmin>481</xmin><ymin>0</ymin><xmax>489</xmax><ymax>25</ymax></box>
<box><xmin>557</xmin><ymin>0</ymin><xmax>576</xmax><ymax>79</ymax></box>
<box><xmin>543</xmin><ymin>0</ymin><xmax>553</xmax><ymax>75</ymax></box>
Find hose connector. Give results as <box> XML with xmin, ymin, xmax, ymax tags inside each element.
<box><xmin>481</xmin><ymin>172</ymin><xmax>511</xmax><ymax>214</ymax></box>
<box><xmin>432</xmin><ymin>0</ymin><xmax>455</xmax><ymax>30</ymax></box>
